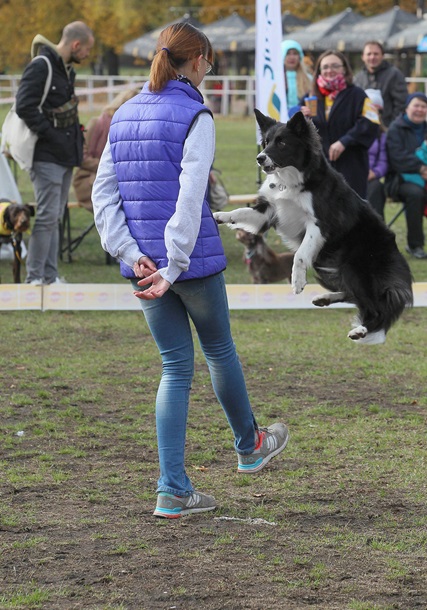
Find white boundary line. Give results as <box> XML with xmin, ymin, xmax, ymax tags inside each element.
<box><xmin>1</xmin><ymin>283</ymin><xmax>426</xmax><ymax>311</ymax></box>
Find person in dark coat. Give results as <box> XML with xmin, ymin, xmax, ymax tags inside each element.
<box><xmin>301</xmin><ymin>49</ymin><xmax>379</xmax><ymax>198</ymax></box>
<box><xmin>354</xmin><ymin>41</ymin><xmax>408</xmax><ymax>128</ymax></box>
<box><xmin>15</xmin><ymin>21</ymin><xmax>94</xmax><ymax>284</ymax></box>
<box><xmin>386</xmin><ymin>92</ymin><xmax>427</xmax><ymax>259</ymax></box>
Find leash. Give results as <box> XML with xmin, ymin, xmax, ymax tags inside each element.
<box><xmin>11</xmin><ymin>232</ymin><xmax>22</xmax><ymax>263</ymax></box>
<box><xmin>244</xmin><ymin>247</ymin><xmax>256</xmax><ymax>265</ymax></box>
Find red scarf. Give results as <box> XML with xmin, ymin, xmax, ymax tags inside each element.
<box><xmin>316</xmin><ymin>74</ymin><xmax>347</xmax><ymax>100</ymax></box>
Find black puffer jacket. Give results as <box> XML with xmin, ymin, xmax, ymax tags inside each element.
<box><xmin>15</xmin><ymin>45</ymin><xmax>83</xmax><ymax>167</ymax></box>
<box><xmin>385</xmin><ymin>114</ymin><xmax>427</xmax><ymax>199</ymax></box>
<box><xmin>387</xmin><ymin>115</ymin><xmax>427</xmax><ymax>174</ymax></box>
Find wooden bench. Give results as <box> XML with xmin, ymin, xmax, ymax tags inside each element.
<box><xmin>228</xmin><ymin>194</ymin><xmax>257</xmax><ymax>206</ymax></box>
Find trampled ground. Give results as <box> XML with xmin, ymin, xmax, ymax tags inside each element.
<box><xmin>1</xmin><ymin>308</ymin><xmax>427</xmax><ymax>610</ymax></box>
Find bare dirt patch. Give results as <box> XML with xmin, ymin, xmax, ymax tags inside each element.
<box><xmin>1</xmin><ymin>309</ymin><xmax>426</xmax><ymax>609</ymax></box>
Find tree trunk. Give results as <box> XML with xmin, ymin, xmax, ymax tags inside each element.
<box><xmin>105</xmin><ymin>48</ymin><xmax>119</xmax><ymax>75</ymax></box>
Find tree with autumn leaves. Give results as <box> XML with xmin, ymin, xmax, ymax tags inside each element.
<box><xmin>197</xmin><ymin>0</ymin><xmax>419</xmax><ymax>22</ymax></box>
<box><xmin>0</xmin><ymin>0</ymin><xmax>168</xmax><ymax>72</ymax></box>
<box><xmin>0</xmin><ymin>0</ymin><xmax>422</xmax><ymax>73</ymax></box>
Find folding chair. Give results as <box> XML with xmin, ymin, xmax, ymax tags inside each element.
<box><xmin>387</xmin><ymin>202</ymin><xmax>406</xmax><ymax>228</ymax></box>
<box><xmin>60</xmin><ymin>202</ymin><xmax>113</xmax><ymax>265</ymax></box>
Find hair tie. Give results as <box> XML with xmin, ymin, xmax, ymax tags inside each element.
<box><xmin>162</xmin><ymin>47</ymin><xmax>170</xmax><ymax>54</ymax></box>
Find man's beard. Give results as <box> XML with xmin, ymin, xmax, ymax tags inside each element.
<box><xmin>69</xmin><ymin>52</ymin><xmax>81</xmax><ymax>64</ymax></box>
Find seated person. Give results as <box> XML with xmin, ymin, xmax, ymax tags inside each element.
<box><xmin>386</xmin><ymin>92</ymin><xmax>427</xmax><ymax>259</ymax></box>
<box><xmin>73</xmin><ymin>87</ymin><xmax>139</xmax><ymax>211</ymax></box>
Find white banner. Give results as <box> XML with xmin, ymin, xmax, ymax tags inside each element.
<box><xmin>255</xmin><ymin>0</ymin><xmax>287</xmax><ymax>140</ymax></box>
<box><xmin>1</xmin><ymin>284</ymin><xmax>427</xmax><ymax>310</ymax></box>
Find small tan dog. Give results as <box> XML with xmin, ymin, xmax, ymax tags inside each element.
<box><xmin>236</xmin><ymin>229</ymin><xmax>294</xmax><ymax>284</ymax></box>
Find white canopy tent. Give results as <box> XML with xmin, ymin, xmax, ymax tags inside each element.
<box><xmin>0</xmin><ymin>154</ymin><xmax>22</xmax><ymax>203</ymax></box>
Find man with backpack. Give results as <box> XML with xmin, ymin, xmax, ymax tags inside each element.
<box><xmin>16</xmin><ymin>21</ymin><xmax>94</xmax><ymax>285</ymax></box>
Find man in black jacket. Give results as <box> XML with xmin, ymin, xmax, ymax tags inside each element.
<box><xmin>16</xmin><ymin>21</ymin><xmax>94</xmax><ymax>285</ymax></box>
<box><xmin>354</xmin><ymin>41</ymin><xmax>407</xmax><ymax>129</ymax></box>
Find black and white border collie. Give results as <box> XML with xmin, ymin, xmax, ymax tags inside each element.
<box><xmin>214</xmin><ymin>110</ymin><xmax>413</xmax><ymax>344</ymax></box>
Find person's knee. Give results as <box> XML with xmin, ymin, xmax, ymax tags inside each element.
<box><xmin>368</xmin><ymin>180</ymin><xmax>385</xmax><ymax>200</ymax></box>
<box><xmin>162</xmin><ymin>355</ymin><xmax>194</xmax><ymax>380</ymax></box>
<box><xmin>399</xmin><ymin>184</ymin><xmax>425</xmax><ymax>204</ymax></box>
<box><xmin>32</xmin><ymin>210</ymin><xmax>61</xmax><ymax>229</ymax></box>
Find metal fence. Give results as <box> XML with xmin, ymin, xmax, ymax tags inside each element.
<box><xmin>1</xmin><ymin>73</ymin><xmax>426</xmax><ymax>116</ymax></box>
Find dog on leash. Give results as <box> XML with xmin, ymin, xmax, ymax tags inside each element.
<box><xmin>0</xmin><ymin>200</ymin><xmax>35</xmax><ymax>283</ymax></box>
<box><xmin>236</xmin><ymin>229</ymin><xmax>293</xmax><ymax>284</ymax></box>
<box><xmin>214</xmin><ymin>110</ymin><xmax>413</xmax><ymax>344</ymax></box>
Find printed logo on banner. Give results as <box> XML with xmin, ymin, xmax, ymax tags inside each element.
<box><xmin>255</xmin><ymin>0</ymin><xmax>287</xmax><ymax>131</ymax></box>
<box><xmin>268</xmin><ymin>85</ymin><xmax>282</xmax><ymax>121</ymax></box>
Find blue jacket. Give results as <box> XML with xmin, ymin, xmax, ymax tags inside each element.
<box><xmin>109</xmin><ymin>81</ymin><xmax>226</xmax><ymax>281</ymax></box>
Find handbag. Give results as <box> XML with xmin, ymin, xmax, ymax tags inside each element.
<box><xmin>384</xmin><ymin>171</ymin><xmax>402</xmax><ymax>201</ymax></box>
<box><xmin>1</xmin><ymin>55</ymin><xmax>52</xmax><ymax>171</ymax></box>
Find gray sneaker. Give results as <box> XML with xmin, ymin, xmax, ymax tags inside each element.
<box><xmin>48</xmin><ymin>277</ymin><xmax>67</xmax><ymax>284</ymax></box>
<box><xmin>405</xmin><ymin>245</ymin><xmax>427</xmax><ymax>259</ymax></box>
<box><xmin>237</xmin><ymin>423</ymin><xmax>289</xmax><ymax>474</ymax></box>
<box><xmin>153</xmin><ymin>491</ymin><xmax>217</xmax><ymax>519</ymax></box>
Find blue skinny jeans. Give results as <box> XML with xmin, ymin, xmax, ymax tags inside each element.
<box><xmin>132</xmin><ymin>272</ymin><xmax>257</xmax><ymax>496</ymax></box>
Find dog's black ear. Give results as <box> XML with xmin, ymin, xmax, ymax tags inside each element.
<box><xmin>24</xmin><ymin>204</ymin><xmax>36</xmax><ymax>217</ymax></box>
<box><xmin>286</xmin><ymin>111</ymin><xmax>309</xmax><ymax>136</ymax></box>
<box><xmin>254</xmin><ymin>108</ymin><xmax>276</xmax><ymax>135</ymax></box>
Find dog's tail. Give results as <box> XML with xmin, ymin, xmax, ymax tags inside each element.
<box><xmin>358</xmin><ymin>280</ymin><xmax>413</xmax><ymax>336</ymax></box>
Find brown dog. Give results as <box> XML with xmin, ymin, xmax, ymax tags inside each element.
<box><xmin>236</xmin><ymin>229</ymin><xmax>294</xmax><ymax>284</ymax></box>
<box><xmin>0</xmin><ymin>200</ymin><xmax>35</xmax><ymax>283</ymax></box>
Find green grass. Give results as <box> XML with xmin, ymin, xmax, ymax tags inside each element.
<box><xmin>1</xmin><ymin>315</ymin><xmax>426</xmax><ymax>528</ymax></box>
<box><xmin>1</xmin><ymin>109</ymin><xmax>427</xmax><ymax>610</ymax></box>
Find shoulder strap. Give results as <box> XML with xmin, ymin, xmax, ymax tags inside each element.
<box><xmin>31</xmin><ymin>55</ymin><xmax>53</xmax><ymax>110</ymax></box>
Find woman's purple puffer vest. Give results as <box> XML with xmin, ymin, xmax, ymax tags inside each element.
<box><xmin>109</xmin><ymin>80</ymin><xmax>226</xmax><ymax>281</ymax></box>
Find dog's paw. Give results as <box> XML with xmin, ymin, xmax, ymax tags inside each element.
<box><xmin>292</xmin><ymin>277</ymin><xmax>307</xmax><ymax>294</ymax></box>
<box><xmin>291</xmin><ymin>267</ymin><xmax>307</xmax><ymax>294</ymax></box>
<box><xmin>348</xmin><ymin>325</ymin><xmax>368</xmax><ymax>341</ymax></box>
<box><xmin>312</xmin><ymin>295</ymin><xmax>331</xmax><ymax>307</ymax></box>
<box><xmin>349</xmin><ymin>329</ymin><xmax>386</xmax><ymax>345</ymax></box>
<box><xmin>213</xmin><ymin>212</ymin><xmax>231</xmax><ymax>225</ymax></box>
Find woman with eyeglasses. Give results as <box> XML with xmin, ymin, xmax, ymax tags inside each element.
<box><xmin>92</xmin><ymin>23</ymin><xmax>289</xmax><ymax>519</ymax></box>
<box><xmin>301</xmin><ymin>49</ymin><xmax>379</xmax><ymax>197</ymax></box>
